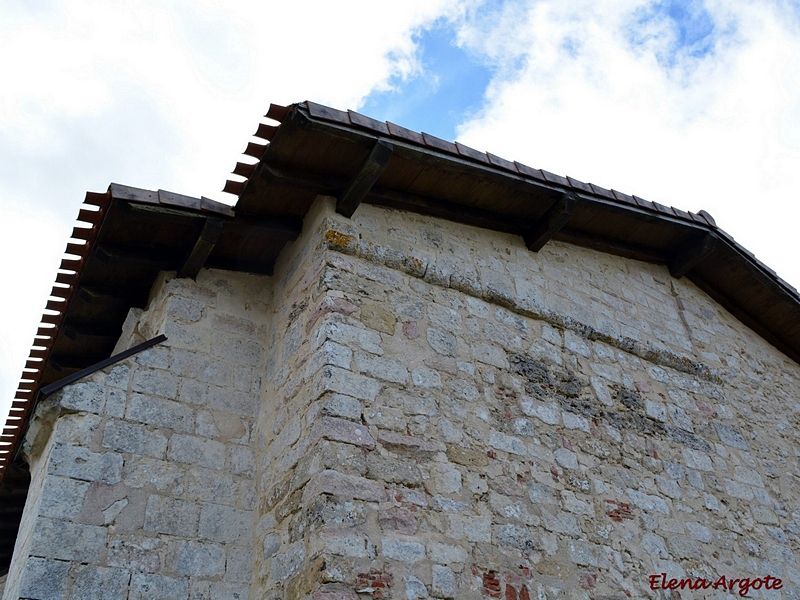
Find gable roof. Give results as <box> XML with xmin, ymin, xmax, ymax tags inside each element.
<box><xmin>2</xmin><ymin>100</ymin><xmax>799</xmax><ymax>487</ymax></box>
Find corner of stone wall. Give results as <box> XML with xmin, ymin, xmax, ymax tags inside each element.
<box><xmin>5</xmin><ymin>267</ymin><xmax>271</xmax><ymax>600</ymax></box>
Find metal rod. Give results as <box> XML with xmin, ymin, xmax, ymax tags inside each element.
<box><xmin>39</xmin><ymin>334</ymin><xmax>167</xmax><ymax>397</ymax></box>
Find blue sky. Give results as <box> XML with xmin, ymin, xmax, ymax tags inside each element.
<box><xmin>2</xmin><ymin>0</ymin><xmax>800</xmax><ymax>427</ymax></box>
<box><xmin>361</xmin><ymin>20</ymin><xmax>494</xmax><ymax>142</ymax></box>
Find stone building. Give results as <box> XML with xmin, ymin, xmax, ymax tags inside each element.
<box><xmin>2</xmin><ymin>101</ymin><xmax>800</xmax><ymax>599</ymax></box>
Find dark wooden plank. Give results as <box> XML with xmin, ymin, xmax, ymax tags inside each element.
<box><xmin>367</xmin><ymin>187</ymin><xmax>526</xmax><ymax>236</ymax></box>
<box><xmin>669</xmin><ymin>233</ymin><xmax>718</xmax><ymax>279</ymax></box>
<box><xmin>337</xmin><ymin>140</ymin><xmax>394</xmax><ymax>218</ymax></box>
<box><xmin>178</xmin><ymin>218</ymin><xmax>225</xmax><ymax>279</ymax></box>
<box><xmin>524</xmin><ymin>193</ymin><xmax>576</xmax><ymax>252</ymax></box>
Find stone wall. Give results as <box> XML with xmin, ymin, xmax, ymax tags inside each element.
<box><xmin>6</xmin><ymin>194</ymin><xmax>800</xmax><ymax>599</ymax></box>
<box><xmin>4</xmin><ymin>268</ymin><xmax>271</xmax><ymax>599</ymax></box>
<box><xmin>254</xmin><ymin>198</ymin><xmax>800</xmax><ymax>599</ymax></box>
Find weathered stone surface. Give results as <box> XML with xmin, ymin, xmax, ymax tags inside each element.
<box><xmin>102</xmin><ymin>418</ymin><xmax>168</xmax><ymax>458</ymax></box>
<box><xmin>48</xmin><ymin>442</ymin><xmax>123</xmax><ymax>483</ymax></box>
<box><xmin>311</xmin><ymin>416</ymin><xmax>375</xmax><ymax>449</ymax></box>
<box><xmin>129</xmin><ymin>572</ymin><xmax>189</xmax><ymax>600</ymax></box>
<box><xmin>168</xmin><ymin>539</ymin><xmax>226</xmax><ymax>577</ymax></box>
<box><xmin>71</xmin><ymin>565</ymin><xmax>131</xmax><ymax>600</ymax></box>
<box><xmin>18</xmin><ymin>557</ymin><xmax>71</xmax><ymax>600</ymax></box>
<box><xmin>144</xmin><ymin>494</ymin><xmax>199</xmax><ymax>536</ymax></box>
<box><xmin>302</xmin><ymin>470</ymin><xmax>386</xmax><ymax>503</ymax></box>
<box><xmin>30</xmin><ymin>518</ymin><xmax>107</xmax><ymax>563</ymax></box>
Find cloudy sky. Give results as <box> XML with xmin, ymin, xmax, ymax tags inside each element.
<box><xmin>2</xmin><ymin>0</ymin><xmax>800</xmax><ymax>424</ymax></box>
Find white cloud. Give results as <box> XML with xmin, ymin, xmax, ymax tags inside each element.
<box><xmin>0</xmin><ymin>0</ymin><xmax>460</xmax><ymax>424</ymax></box>
<box><xmin>454</xmin><ymin>0</ymin><xmax>800</xmax><ymax>288</ymax></box>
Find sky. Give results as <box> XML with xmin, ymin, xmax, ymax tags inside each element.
<box><xmin>2</xmin><ymin>0</ymin><xmax>800</xmax><ymax>427</ymax></box>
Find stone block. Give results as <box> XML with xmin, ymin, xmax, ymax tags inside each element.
<box><xmin>168</xmin><ymin>434</ymin><xmax>226</xmax><ymax>470</ymax></box>
<box><xmin>405</xmin><ymin>575</ymin><xmax>429</xmax><ymax>599</ymax></box>
<box><xmin>225</xmin><ymin>545</ymin><xmax>253</xmax><ymax>583</ymax></box>
<box><xmin>361</xmin><ymin>304</ymin><xmax>396</xmax><ymax>334</ymax></box>
<box><xmin>355</xmin><ymin>354</ymin><xmax>409</xmax><ymax>384</ymax></box>
<box><xmin>130</xmin><ymin>572</ymin><xmax>189</xmax><ymax>600</ymax></box>
<box><xmin>132</xmin><ymin>368</ymin><xmax>180</xmax><ymax>399</ymax></box>
<box><xmin>58</xmin><ymin>381</ymin><xmax>106</xmax><ymax>413</ymax></box>
<box><xmin>448</xmin><ymin>515</ymin><xmax>492</xmax><ymax>542</ymax></box>
<box><xmin>52</xmin><ymin>412</ymin><xmax>102</xmax><ymax>445</ymax></box>
<box><xmin>428</xmin><ymin>542</ymin><xmax>468</xmax><ymax>564</ymax></box>
<box><xmin>168</xmin><ymin>539</ymin><xmax>226</xmax><ymax>577</ymax></box>
<box><xmin>18</xmin><ymin>557</ymin><xmax>70</xmax><ymax>600</ymax></box>
<box><xmin>320</xmin><ymin>393</ymin><xmax>363</xmax><ymax>421</ymax></box>
<box><xmin>102</xmin><ymin>418</ymin><xmax>168</xmax><ymax>458</ymax></box>
<box><xmin>126</xmin><ymin>393</ymin><xmax>193</xmax><ymax>432</ymax></box>
<box><xmin>473</xmin><ymin>343</ymin><xmax>508</xmax><ymax>368</ymax></box>
<box><xmin>312</xmin><ymin>416</ymin><xmax>376</xmax><ymax>449</ymax></box>
<box><xmin>71</xmin><ymin>565</ymin><xmax>131</xmax><ymax>600</ymax></box>
<box><xmin>313</xmin><ymin>366</ymin><xmax>381</xmax><ymax>402</ymax></box>
<box><xmin>220</xmin><ymin>336</ymin><xmax>264</xmax><ymax>367</ymax></box>
<box><xmin>207</xmin><ymin>386</ymin><xmax>257</xmax><ymax>417</ymax></box>
<box><xmin>427</xmin><ymin>328</ymin><xmax>457</xmax><ymax>356</ymax></box>
<box><xmin>30</xmin><ymin>518</ymin><xmax>107</xmax><ymax>563</ymax></box>
<box><xmin>107</xmin><ymin>536</ymin><xmax>162</xmax><ymax>573</ymax></box>
<box><xmin>378</xmin><ymin>430</ymin><xmax>443</xmax><ymax>454</ymax></box>
<box><xmin>489</xmin><ymin>431</ymin><xmax>527</xmax><ymax>455</ymax></box>
<box><xmin>428</xmin><ymin>303</ymin><xmax>462</xmax><ymax>331</ymax></box>
<box><xmin>144</xmin><ymin>494</ymin><xmax>199</xmax><ymax>536</ymax></box>
<box><xmin>271</xmin><ymin>541</ymin><xmax>305</xmax><ymax>582</ymax></box>
<box><xmin>302</xmin><ymin>470</ymin><xmax>387</xmax><ymax>503</ymax></box>
<box><xmin>432</xmin><ymin>565</ymin><xmax>457</xmax><ymax>598</ymax></box>
<box><xmin>198</xmin><ymin>503</ymin><xmax>251</xmax><ymax>544</ymax></box>
<box><xmin>312</xmin><ymin>531</ymin><xmax>370</xmax><ymax>558</ymax></box>
<box><xmin>381</xmin><ymin>536</ymin><xmax>425</xmax><ymax>562</ymax></box>
<box><xmin>38</xmin><ymin>475</ymin><xmax>90</xmax><ymax>519</ymax></box>
<box><xmin>48</xmin><ymin>442</ymin><xmax>123</xmax><ymax>483</ymax></box>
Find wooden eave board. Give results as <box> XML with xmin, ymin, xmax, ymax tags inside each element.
<box><xmin>694</xmin><ymin>245</ymin><xmax>800</xmax><ymax>349</ymax></box>
<box><xmin>565</xmin><ymin>199</ymin><xmax>695</xmax><ymax>260</ymax></box>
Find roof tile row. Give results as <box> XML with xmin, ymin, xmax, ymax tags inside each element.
<box><xmin>225</xmin><ymin>100</ymin><xmax>718</xmax><ymax>231</ymax></box>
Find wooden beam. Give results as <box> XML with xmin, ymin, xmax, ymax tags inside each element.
<box><xmin>95</xmin><ymin>243</ymin><xmax>183</xmax><ymax>270</ymax></box>
<box><xmin>337</xmin><ymin>140</ymin><xmax>393</xmax><ymax>218</ymax></box>
<box><xmin>63</xmin><ymin>321</ymin><xmax>121</xmax><ymax>341</ymax></box>
<box><xmin>178</xmin><ymin>218</ymin><xmax>224</xmax><ymax>279</ymax></box>
<box><xmin>524</xmin><ymin>192</ymin><xmax>576</xmax><ymax>252</ymax></box>
<box><xmin>669</xmin><ymin>233</ymin><xmax>717</xmax><ymax>279</ymax></box>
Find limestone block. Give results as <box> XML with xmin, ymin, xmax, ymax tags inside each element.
<box><xmin>58</xmin><ymin>381</ymin><xmax>106</xmax><ymax>413</ymax></box>
<box><xmin>381</xmin><ymin>536</ymin><xmax>425</xmax><ymax>562</ymax></box>
<box><xmin>313</xmin><ymin>366</ymin><xmax>381</xmax><ymax>402</ymax></box>
<box><xmin>427</xmin><ymin>541</ymin><xmax>468</xmax><ymax>564</ymax></box>
<box><xmin>30</xmin><ymin>518</ymin><xmax>107</xmax><ymax>563</ymax></box>
<box><xmin>427</xmin><ymin>328</ymin><xmax>457</xmax><ymax>357</ymax></box>
<box><xmin>430</xmin><ymin>567</ymin><xmax>455</xmax><ymax>598</ymax></box>
<box><xmin>132</xmin><ymin>369</ymin><xmax>180</xmax><ymax>399</ymax></box>
<box><xmin>144</xmin><ymin>494</ymin><xmax>199</xmax><ymax>536</ymax></box>
<box><xmin>361</xmin><ymin>304</ymin><xmax>396</xmax><ymax>334</ymax></box>
<box><xmin>320</xmin><ymin>393</ymin><xmax>363</xmax><ymax>421</ymax></box>
<box><xmin>311</xmin><ymin>416</ymin><xmax>376</xmax><ymax>449</ymax></box>
<box><xmin>129</xmin><ymin>572</ymin><xmax>189</xmax><ymax>600</ymax></box>
<box><xmin>71</xmin><ymin>565</ymin><xmax>131</xmax><ymax>600</ymax></box>
<box><xmin>271</xmin><ymin>541</ymin><xmax>305</xmax><ymax>582</ymax></box>
<box><xmin>207</xmin><ymin>386</ymin><xmax>257</xmax><ymax>417</ymax></box>
<box><xmin>102</xmin><ymin>418</ymin><xmax>168</xmax><ymax>458</ymax></box>
<box><xmin>224</xmin><ymin>545</ymin><xmax>253</xmax><ymax>583</ymax></box>
<box><xmin>126</xmin><ymin>393</ymin><xmax>193</xmax><ymax>432</ymax></box>
<box><xmin>168</xmin><ymin>539</ymin><xmax>226</xmax><ymax>577</ymax></box>
<box><xmin>17</xmin><ymin>557</ymin><xmax>71</xmax><ymax>600</ymax></box>
<box><xmin>448</xmin><ymin>515</ymin><xmax>492</xmax><ymax>542</ymax></box>
<box><xmin>48</xmin><ymin>442</ymin><xmax>123</xmax><ymax>483</ymax></box>
<box><xmin>302</xmin><ymin>470</ymin><xmax>386</xmax><ymax>503</ymax></box>
<box><xmin>38</xmin><ymin>475</ymin><xmax>90</xmax><ymax>520</ymax></box>
<box><xmin>198</xmin><ymin>503</ymin><xmax>251</xmax><ymax>544</ymax></box>
<box><xmin>167</xmin><ymin>434</ymin><xmax>226</xmax><ymax>470</ymax></box>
